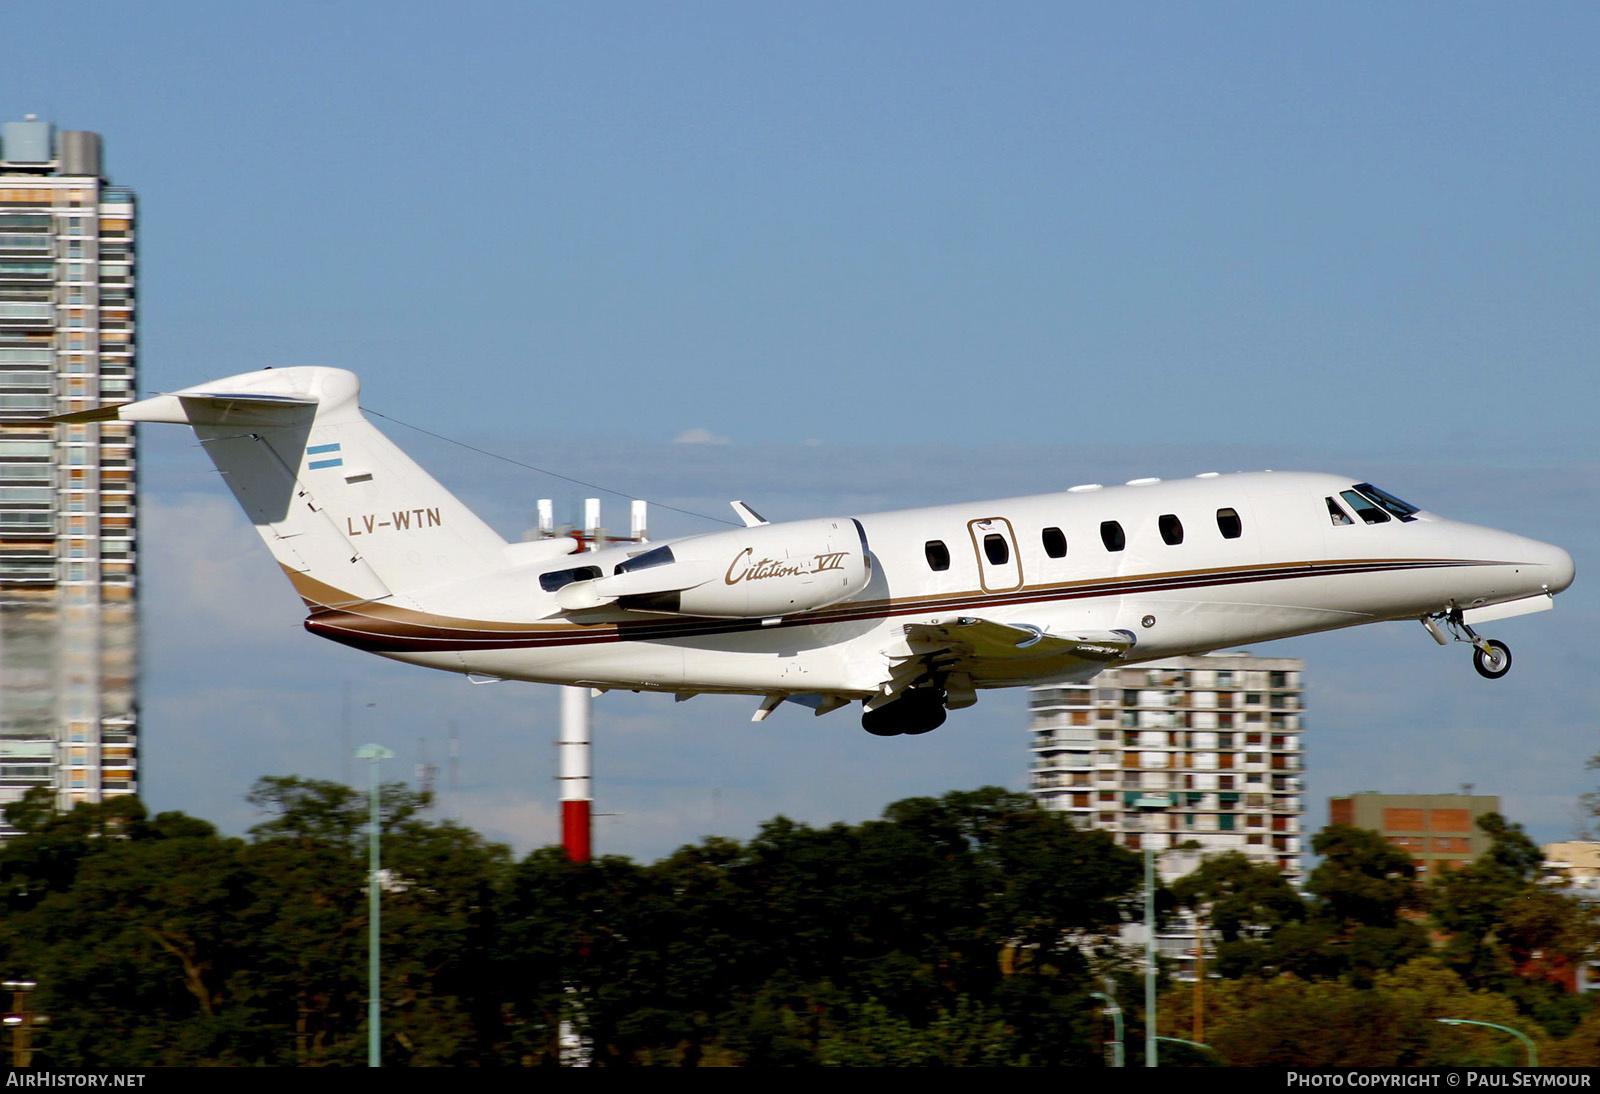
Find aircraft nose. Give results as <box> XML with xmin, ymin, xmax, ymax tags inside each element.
<box><xmin>1541</xmin><ymin>541</ymin><xmax>1576</xmax><ymax>596</ymax></box>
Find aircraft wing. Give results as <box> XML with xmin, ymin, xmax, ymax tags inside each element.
<box><xmin>892</xmin><ymin>617</ymin><xmax>1137</xmax><ymax>687</ymax></box>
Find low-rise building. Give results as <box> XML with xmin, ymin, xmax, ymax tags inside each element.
<box><xmin>1327</xmin><ymin>792</ymin><xmax>1500</xmax><ymax>878</ymax></box>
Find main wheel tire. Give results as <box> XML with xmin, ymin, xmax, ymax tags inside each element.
<box><xmin>861</xmin><ymin>706</ymin><xmax>905</xmax><ymax>736</ymax></box>
<box><xmin>902</xmin><ymin>704</ymin><xmax>947</xmax><ymax>735</ymax></box>
<box><xmin>861</xmin><ymin>689</ymin><xmax>948</xmax><ymax>736</ymax></box>
<box><xmin>1473</xmin><ymin>639</ymin><xmax>1512</xmax><ymax>680</ymax></box>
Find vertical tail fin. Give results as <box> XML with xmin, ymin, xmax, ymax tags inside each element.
<box><xmin>58</xmin><ymin>367</ymin><xmax>506</xmax><ymax>607</ymax></box>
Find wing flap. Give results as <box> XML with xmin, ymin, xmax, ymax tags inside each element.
<box><xmin>903</xmin><ymin>617</ymin><xmax>1137</xmax><ymax>663</ymax></box>
<box><xmin>891</xmin><ymin>616</ymin><xmax>1137</xmax><ymax>688</ymax></box>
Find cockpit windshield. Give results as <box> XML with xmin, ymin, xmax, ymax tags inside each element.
<box><xmin>1353</xmin><ymin>483</ymin><xmax>1420</xmax><ymax>522</ymax></box>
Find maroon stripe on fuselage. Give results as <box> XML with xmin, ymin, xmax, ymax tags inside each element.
<box><xmin>303</xmin><ymin>557</ymin><xmax>1497</xmax><ymax>654</ymax></box>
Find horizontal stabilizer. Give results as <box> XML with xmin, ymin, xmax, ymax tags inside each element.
<box><xmin>45</xmin><ymin>390</ymin><xmax>318</xmax><ymax>426</ymax></box>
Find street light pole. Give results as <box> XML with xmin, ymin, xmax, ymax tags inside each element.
<box><xmin>356</xmin><ymin>743</ymin><xmax>393</xmax><ymax>1068</ymax></box>
<box><xmin>1436</xmin><ymin>1018</ymin><xmax>1538</xmax><ymax>1066</ymax></box>
<box><xmin>1090</xmin><ymin>989</ymin><xmax>1124</xmax><ymax>1067</ymax></box>
<box><xmin>3</xmin><ymin>981</ymin><xmax>47</xmax><ymax>1068</ymax></box>
<box><xmin>1145</xmin><ymin>835</ymin><xmax>1156</xmax><ymax>1067</ymax></box>
<box><xmin>1133</xmin><ymin>793</ymin><xmax>1171</xmax><ymax>1068</ymax></box>
<box><xmin>1155</xmin><ymin>1035</ymin><xmax>1222</xmax><ymax>1064</ymax></box>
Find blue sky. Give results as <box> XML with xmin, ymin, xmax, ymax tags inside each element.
<box><xmin>8</xmin><ymin>2</ymin><xmax>1598</xmax><ymax>858</ymax></box>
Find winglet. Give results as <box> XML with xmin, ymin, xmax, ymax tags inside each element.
<box><xmin>730</xmin><ymin>500</ymin><xmax>768</xmax><ymax>527</ymax></box>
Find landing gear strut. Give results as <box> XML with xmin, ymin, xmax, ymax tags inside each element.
<box><xmin>1423</xmin><ymin>609</ymin><xmax>1512</xmax><ymax>680</ymax></box>
<box><xmin>862</xmin><ymin>687</ymin><xmax>948</xmax><ymax>737</ymax></box>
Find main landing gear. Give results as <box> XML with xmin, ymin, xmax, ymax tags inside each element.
<box><xmin>862</xmin><ymin>687</ymin><xmax>948</xmax><ymax>737</ymax></box>
<box><xmin>1422</xmin><ymin>609</ymin><xmax>1513</xmax><ymax>680</ymax></box>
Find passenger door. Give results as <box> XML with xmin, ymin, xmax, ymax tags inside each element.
<box><xmin>967</xmin><ymin>517</ymin><xmax>1023</xmax><ymax>593</ymax></box>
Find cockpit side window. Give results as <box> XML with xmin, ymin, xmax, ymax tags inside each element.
<box><xmin>1354</xmin><ymin>483</ymin><xmax>1420</xmax><ymax>522</ymax></box>
<box><xmin>1339</xmin><ymin>490</ymin><xmax>1390</xmax><ymax>525</ymax></box>
<box><xmin>1326</xmin><ymin>497</ymin><xmax>1353</xmax><ymax>526</ymax></box>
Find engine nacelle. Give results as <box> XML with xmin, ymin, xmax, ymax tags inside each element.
<box><xmin>673</xmin><ymin>518</ymin><xmax>870</xmax><ymax>618</ymax></box>
<box><xmin>555</xmin><ymin>517</ymin><xmax>872</xmax><ymax>619</ymax></box>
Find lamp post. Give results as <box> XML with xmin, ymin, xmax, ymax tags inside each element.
<box><xmin>356</xmin><ymin>743</ymin><xmax>393</xmax><ymax>1068</ymax></box>
<box><xmin>1436</xmin><ymin>1018</ymin><xmax>1538</xmax><ymax>1066</ymax></box>
<box><xmin>1132</xmin><ymin>793</ymin><xmax>1172</xmax><ymax>1067</ymax></box>
<box><xmin>3</xmin><ymin>981</ymin><xmax>47</xmax><ymax>1068</ymax></box>
<box><xmin>1155</xmin><ymin>1035</ymin><xmax>1221</xmax><ymax>1064</ymax></box>
<box><xmin>1090</xmin><ymin>988</ymin><xmax>1124</xmax><ymax>1067</ymax></box>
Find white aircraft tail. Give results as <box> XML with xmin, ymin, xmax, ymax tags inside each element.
<box><xmin>58</xmin><ymin>367</ymin><xmax>507</xmax><ymax>608</ymax></box>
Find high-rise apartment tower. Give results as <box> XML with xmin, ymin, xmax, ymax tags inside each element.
<box><xmin>1028</xmin><ymin>652</ymin><xmax>1306</xmax><ymax>883</ymax></box>
<box><xmin>0</xmin><ymin>116</ymin><xmax>138</xmax><ymax>836</ymax></box>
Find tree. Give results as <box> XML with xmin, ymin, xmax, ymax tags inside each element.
<box><xmin>1171</xmin><ymin>851</ymin><xmax>1306</xmax><ymax>978</ymax></box>
<box><xmin>1300</xmin><ymin>825</ymin><xmax>1428</xmax><ymax>985</ymax></box>
<box><xmin>0</xmin><ymin>798</ymin><xmax>258</xmax><ymax>1066</ymax></box>
<box><xmin>1428</xmin><ymin>813</ymin><xmax>1597</xmax><ymax>1016</ymax></box>
<box><xmin>1166</xmin><ymin>957</ymin><xmax>1549</xmax><ymax>1067</ymax></box>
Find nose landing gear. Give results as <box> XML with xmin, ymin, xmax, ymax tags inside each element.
<box><xmin>1472</xmin><ymin>639</ymin><xmax>1512</xmax><ymax>680</ymax></box>
<box><xmin>1422</xmin><ymin>609</ymin><xmax>1513</xmax><ymax>680</ymax></box>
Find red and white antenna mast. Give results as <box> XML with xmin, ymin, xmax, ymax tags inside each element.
<box><xmin>558</xmin><ymin>685</ymin><xmax>592</xmax><ymax>862</ymax></box>
<box><xmin>548</xmin><ymin>497</ymin><xmax>647</xmax><ymax>863</ymax></box>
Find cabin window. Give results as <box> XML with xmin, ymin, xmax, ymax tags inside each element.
<box><xmin>1340</xmin><ymin>490</ymin><xmax>1390</xmax><ymax>525</ymax></box>
<box><xmin>925</xmin><ymin>540</ymin><xmax>951</xmax><ymax>571</ymax></box>
<box><xmin>614</xmin><ymin>545</ymin><xmax>675</xmax><ymax>574</ymax></box>
<box><xmin>1041</xmin><ymin>526</ymin><xmax>1067</xmax><ymax>558</ymax></box>
<box><xmin>1100</xmin><ymin>520</ymin><xmax>1125</xmax><ymax>552</ymax></box>
<box><xmin>1326</xmin><ymin>497</ymin><xmax>1353</xmax><ymax>526</ymax></box>
<box><xmin>1355</xmin><ymin>482</ymin><xmax>1420</xmax><ymax>522</ymax></box>
<box><xmin>1159</xmin><ymin>514</ymin><xmax>1183</xmax><ymax>545</ymax></box>
<box><xmin>1216</xmin><ymin>507</ymin><xmax>1242</xmax><ymax>539</ymax></box>
<box><xmin>983</xmin><ymin>534</ymin><xmax>1010</xmax><ymax>566</ymax></box>
<box><xmin>539</xmin><ymin>565</ymin><xmax>602</xmax><ymax>592</ymax></box>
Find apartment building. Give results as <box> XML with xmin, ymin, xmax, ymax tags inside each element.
<box><xmin>1029</xmin><ymin>651</ymin><xmax>1306</xmax><ymax>883</ymax></box>
<box><xmin>0</xmin><ymin>116</ymin><xmax>138</xmax><ymax>835</ymax></box>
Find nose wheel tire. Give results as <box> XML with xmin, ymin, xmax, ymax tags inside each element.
<box><xmin>1473</xmin><ymin>639</ymin><xmax>1512</xmax><ymax>680</ymax></box>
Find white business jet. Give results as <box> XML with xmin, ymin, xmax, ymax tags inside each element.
<box><xmin>57</xmin><ymin>367</ymin><xmax>1575</xmax><ymax>737</ymax></box>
